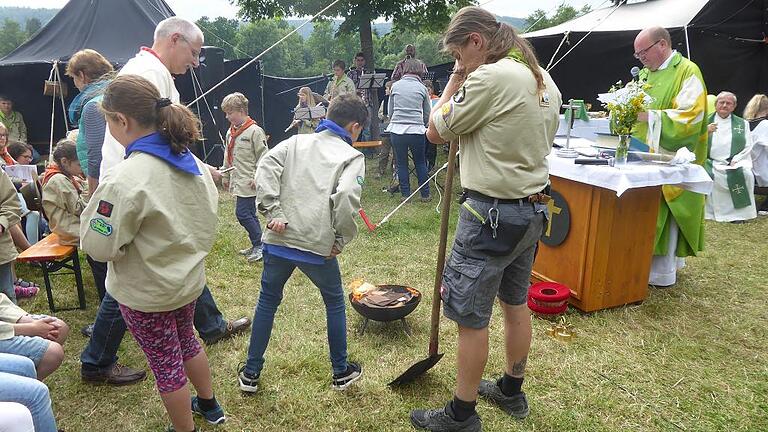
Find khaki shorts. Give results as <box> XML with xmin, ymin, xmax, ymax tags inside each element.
<box><xmin>441</xmin><ymin>198</ymin><xmax>547</xmax><ymax>329</ymax></box>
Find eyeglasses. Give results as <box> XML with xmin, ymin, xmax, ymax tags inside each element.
<box><xmin>634</xmin><ymin>40</ymin><xmax>662</xmax><ymax>59</ymax></box>
<box><xmin>179</xmin><ymin>35</ymin><xmax>201</xmax><ymax>62</ymax></box>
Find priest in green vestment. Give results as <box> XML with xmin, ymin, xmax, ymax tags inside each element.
<box><xmin>631</xmin><ymin>26</ymin><xmax>708</xmax><ymax>287</ymax></box>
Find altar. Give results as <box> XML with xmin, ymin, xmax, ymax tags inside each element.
<box><xmin>533</xmin><ymin>144</ymin><xmax>712</xmax><ymax>312</ymax></box>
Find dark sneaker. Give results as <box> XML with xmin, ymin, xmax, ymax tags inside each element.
<box><xmin>410</xmin><ymin>406</ymin><xmax>482</xmax><ymax>431</ymax></box>
<box><xmin>238</xmin><ymin>365</ymin><xmax>259</xmax><ymax>393</ymax></box>
<box><xmin>246</xmin><ymin>247</ymin><xmax>263</xmax><ymax>263</ymax></box>
<box><xmin>80</xmin><ymin>323</ymin><xmax>94</xmax><ymax>338</ymax></box>
<box><xmin>331</xmin><ymin>362</ymin><xmax>362</xmax><ymax>390</ymax></box>
<box><xmin>81</xmin><ymin>363</ymin><xmax>147</xmax><ymax>386</ymax></box>
<box><xmin>478</xmin><ymin>379</ymin><xmax>529</xmax><ymax>419</ymax></box>
<box><xmin>191</xmin><ymin>396</ymin><xmax>226</xmax><ymax>425</ymax></box>
<box><xmin>203</xmin><ymin>317</ymin><xmax>251</xmax><ymax>345</ymax></box>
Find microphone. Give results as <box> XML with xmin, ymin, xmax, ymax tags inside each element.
<box><xmin>630</xmin><ymin>66</ymin><xmax>640</xmax><ymax>81</ymax></box>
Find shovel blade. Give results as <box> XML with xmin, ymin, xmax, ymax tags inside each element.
<box><xmin>388</xmin><ymin>352</ymin><xmax>444</xmax><ymax>387</ymax></box>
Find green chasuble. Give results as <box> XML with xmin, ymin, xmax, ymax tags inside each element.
<box><xmin>704</xmin><ymin>113</ymin><xmax>751</xmax><ymax>209</ymax></box>
<box><xmin>632</xmin><ymin>52</ymin><xmax>708</xmax><ymax>257</ymax></box>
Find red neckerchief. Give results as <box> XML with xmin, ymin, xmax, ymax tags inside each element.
<box><xmin>140</xmin><ymin>46</ymin><xmax>163</xmax><ymax>62</ymax></box>
<box><xmin>1</xmin><ymin>152</ymin><xmax>15</xmax><ymax>165</ymax></box>
<box><xmin>227</xmin><ymin>117</ymin><xmax>257</xmax><ymax>166</ymax></box>
<box><xmin>42</xmin><ymin>162</ymin><xmax>82</xmax><ymax>193</ymax></box>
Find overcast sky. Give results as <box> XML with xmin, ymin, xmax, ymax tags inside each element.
<box><xmin>6</xmin><ymin>0</ymin><xmax>601</xmax><ymax>21</ymax></box>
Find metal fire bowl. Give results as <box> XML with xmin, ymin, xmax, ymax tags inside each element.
<box><xmin>349</xmin><ymin>284</ymin><xmax>421</xmax><ymax>322</ymax></box>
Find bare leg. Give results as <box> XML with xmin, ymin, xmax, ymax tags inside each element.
<box><xmin>10</xmin><ymin>224</ymin><xmax>31</xmax><ymax>251</ymax></box>
<box><xmin>500</xmin><ymin>302</ymin><xmax>531</xmax><ymax>378</ymax></box>
<box><xmin>36</xmin><ymin>342</ymin><xmax>64</xmax><ymax>380</ymax></box>
<box><xmin>160</xmin><ymin>386</ymin><xmax>195</xmax><ymax>432</ymax></box>
<box><xmin>454</xmin><ymin>325</ymin><xmax>489</xmax><ymax>402</ymax></box>
<box><xmin>183</xmin><ymin>350</ymin><xmax>214</xmax><ymax>399</ymax></box>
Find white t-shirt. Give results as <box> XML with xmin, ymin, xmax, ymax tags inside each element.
<box><xmin>99</xmin><ymin>49</ymin><xmax>180</xmax><ymax>180</ymax></box>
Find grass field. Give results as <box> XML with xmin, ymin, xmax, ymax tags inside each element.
<box><xmin>16</xmin><ymin>156</ymin><xmax>768</xmax><ymax>432</ymax></box>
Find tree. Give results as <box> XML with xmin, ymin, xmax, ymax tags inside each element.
<box><xmin>304</xmin><ymin>20</ymin><xmax>359</xmax><ymax>75</ymax></box>
<box><xmin>236</xmin><ymin>19</ymin><xmax>306</xmax><ymax>76</ymax></box>
<box><xmin>196</xmin><ymin>16</ymin><xmax>241</xmax><ymax>59</ymax></box>
<box><xmin>233</xmin><ymin>0</ymin><xmax>474</xmax><ymax>138</ymax></box>
<box><xmin>25</xmin><ymin>17</ymin><xmax>41</xmax><ymax>37</ymax></box>
<box><xmin>524</xmin><ymin>4</ymin><xmax>592</xmax><ymax>32</ymax></box>
<box><xmin>0</xmin><ymin>19</ymin><xmax>26</xmax><ymax>58</ymax></box>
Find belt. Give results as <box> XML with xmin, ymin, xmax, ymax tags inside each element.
<box><xmin>463</xmin><ymin>188</ymin><xmax>551</xmax><ymax>205</ymax></box>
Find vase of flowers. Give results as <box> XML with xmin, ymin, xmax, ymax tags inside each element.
<box><xmin>598</xmin><ymin>80</ymin><xmax>653</xmax><ymax>167</ymax></box>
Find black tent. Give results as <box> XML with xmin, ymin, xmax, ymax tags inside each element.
<box><xmin>524</xmin><ymin>0</ymin><xmax>768</xmax><ymax>114</ymax></box>
<box><xmin>0</xmin><ymin>0</ymin><xmax>175</xmax><ymax>153</ymax></box>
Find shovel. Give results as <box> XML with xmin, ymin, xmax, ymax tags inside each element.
<box><xmin>389</xmin><ymin>139</ymin><xmax>459</xmax><ymax>386</ymax></box>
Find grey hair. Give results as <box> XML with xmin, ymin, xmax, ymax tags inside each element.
<box><xmin>154</xmin><ymin>17</ymin><xmax>204</xmax><ymax>43</ymax></box>
<box><xmin>717</xmin><ymin>91</ymin><xmax>737</xmax><ymax>105</ymax></box>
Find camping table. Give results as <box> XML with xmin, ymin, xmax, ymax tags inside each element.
<box><xmin>532</xmin><ymin>148</ymin><xmax>712</xmax><ymax>312</ymax></box>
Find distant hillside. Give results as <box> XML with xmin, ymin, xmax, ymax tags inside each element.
<box><xmin>499</xmin><ymin>16</ymin><xmax>527</xmax><ymax>30</ymax></box>
<box><xmin>0</xmin><ymin>7</ymin><xmax>58</xmax><ymax>29</ymax></box>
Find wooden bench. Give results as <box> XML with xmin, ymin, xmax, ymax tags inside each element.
<box><xmin>16</xmin><ymin>233</ymin><xmax>85</xmax><ymax>312</ymax></box>
<box><xmin>353</xmin><ymin>140</ymin><xmax>382</xmax><ymax>149</ymax></box>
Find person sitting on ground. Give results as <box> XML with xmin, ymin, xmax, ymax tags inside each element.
<box><xmin>7</xmin><ymin>142</ymin><xmax>33</xmax><ymax>166</ymax></box>
<box><xmin>81</xmin><ymin>74</ymin><xmax>225</xmax><ymax>432</ymax></box>
<box><xmin>238</xmin><ymin>93</ymin><xmax>367</xmax><ymax>394</ymax></box>
<box><xmin>388</xmin><ymin>59</ymin><xmax>432</xmax><ymax>202</ymax></box>
<box><xmin>0</xmin><ymin>353</ymin><xmax>59</xmax><ymax>431</ymax></box>
<box><xmin>704</xmin><ymin>91</ymin><xmax>757</xmax><ymax>222</ymax></box>
<box><xmin>65</xmin><ymin>48</ymin><xmax>114</xmax><ymax>178</ymax></box>
<box><xmin>743</xmin><ymin>93</ymin><xmax>768</xmax><ymax>214</ymax></box>
<box><xmin>289</xmin><ymin>87</ymin><xmax>322</xmax><ymax>134</ymax></box>
<box><xmin>391</xmin><ymin>44</ymin><xmax>429</xmax><ymax>82</ymax></box>
<box><xmin>0</xmin><ymin>293</ymin><xmax>68</xmax><ymax>380</ymax></box>
<box><xmin>0</xmin><ymin>96</ymin><xmax>27</xmax><ymax>144</ymax></box>
<box><xmin>221</xmin><ymin>92</ymin><xmax>269</xmax><ymax>263</ymax></box>
<box><xmin>323</xmin><ymin>60</ymin><xmax>356</xmax><ymax>102</ymax></box>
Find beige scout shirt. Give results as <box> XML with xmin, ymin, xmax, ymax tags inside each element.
<box><xmin>0</xmin><ymin>172</ymin><xmax>21</xmax><ymax>266</ymax></box>
<box><xmin>324</xmin><ymin>75</ymin><xmax>356</xmax><ymax>101</ymax></box>
<box><xmin>0</xmin><ymin>294</ymin><xmax>26</xmax><ymax>340</ymax></box>
<box><xmin>42</xmin><ymin>174</ymin><xmax>88</xmax><ymax>246</ymax></box>
<box><xmin>80</xmin><ymin>153</ymin><xmax>218</xmax><ymax>313</ymax></box>
<box><xmin>222</xmin><ymin>123</ymin><xmax>268</xmax><ymax>198</ymax></box>
<box><xmin>256</xmin><ymin>130</ymin><xmax>365</xmax><ymax>256</ymax></box>
<box><xmin>433</xmin><ymin>57</ymin><xmax>562</xmax><ymax>199</ymax></box>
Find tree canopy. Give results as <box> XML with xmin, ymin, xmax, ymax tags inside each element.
<box><xmin>524</xmin><ymin>4</ymin><xmax>592</xmax><ymax>33</ymax></box>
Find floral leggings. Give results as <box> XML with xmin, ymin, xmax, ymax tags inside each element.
<box><xmin>119</xmin><ymin>301</ymin><xmax>202</xmax><ymax>394</ymax></box>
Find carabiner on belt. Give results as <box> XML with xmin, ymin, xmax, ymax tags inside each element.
<box><xmin>488</xmin><ymin>199</ymin><xmax>499</xmax><ymax>239</ymax></box>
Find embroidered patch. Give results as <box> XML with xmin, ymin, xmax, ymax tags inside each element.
<box><xmin>452</xmin><ymin>86</ymin><xmax>466</xmax><ymax>103</ymax></box>
<box><xmin>441</xmin><ymin>103</ymin><xmax>454</xmax><ymax>122</ymax></box>
<box><xmin>90</xmin><ymin>218</ymin><xmax>113</xmax><ymax>237</ymax></box>
<box><xmin>356</xmin><ymin>175</ymin><xmax>365</xmax><ymax>186</ymax></box>
<box><xmin>539</xmin><ymin>91</ymin><xmax>551</xmax><ymax>108</ymax></box>
<box><xmin>97</xmin><ymin>200</ymin><xmax>113</xmax><ymax>217</ymax></box>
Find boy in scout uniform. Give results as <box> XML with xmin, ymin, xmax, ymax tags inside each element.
<box><xmin>221</xmin><ymin>92</ymin><xmax>269</xmax><ymax>262</ymax></box>
<box><xmin>323</xmin><ymin>60</ymin><xmax>357</xmax><ymax>102</ymax></box>
<box><xmin>410</xmin><ymin>7</ymin><xmax>562</xmax><ymax>431</ymax></box>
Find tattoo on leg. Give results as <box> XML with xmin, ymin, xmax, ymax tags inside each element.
<box><xmin>511</xmin><ymin>356</ymin><xmax>527</xmax><ymax>376</ymax></box>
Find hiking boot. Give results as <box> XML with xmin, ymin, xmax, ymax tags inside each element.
<box><xmin>410</xmin><ymin>404</ymin><xmax>482</xmax><ymax>431</ymax></box>
<box><xmin>81</xmin><ymin>363</ymin><xmax>146</xmax><ymax>386</ymax></box>
<box><xmin>246</xmin><ymin>247</ymin><xmax>263</xmax><ymax>263</ymax></box>
<box><xmin>331</xmin><ymin>362</ymin><xmax>362</xmax><ymax>390</ymax></box>
<box><xmin>191</xmin><ymin>396</ymin><xmax>226</xmax><ymax>425</ymax></box>
<box><xmin>238</xmin><ymin>247</ymin><xmax>253</xmax><ymax>256</ymax></box>
<box><xmin>478</xmin><ymin>378</ymin><xmax>529</xmax><ymax>419</ymax></box>
<box><xmin>420</xmin><ymin>195</ymin><xmax>433</xmax><ymax>203</ymax></box>
<box><xmin>238</xmin><ymin>365</ymin><xmax>259</xmax><ymax>393</ymax></box>
<box><xmin>80</xmin><ymin>323</ymin><xmax>94</xmax><ymax>338</ymax></box>
<box><xmin>203</xmin><ymin>317</ymin><xmax>251</xmax><ymax>345</ymax></box>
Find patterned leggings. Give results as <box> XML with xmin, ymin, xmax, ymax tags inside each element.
<box><xmin>119</xmin><ymin>301</ymin><xmax>202</xmax><ymax>394</ymax></box>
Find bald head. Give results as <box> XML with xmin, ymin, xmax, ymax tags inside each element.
<box><xmin>634</xmin><ymin>26</ymin><xmax>673</xmax><ymax>71</ymax></box>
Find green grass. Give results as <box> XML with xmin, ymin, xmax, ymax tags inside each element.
<box><xmin>16</xmin><ymin>155</ymin><xmax>768</xmax><ymax>431</ymax></box>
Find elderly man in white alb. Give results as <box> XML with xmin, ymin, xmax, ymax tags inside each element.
<box><xmin>704</xmin><ymin>91</ymin><xmax>757</xmax><ymax>223</ymax></box>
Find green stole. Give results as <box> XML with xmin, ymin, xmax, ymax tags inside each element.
<box><xmin>704</xmin><ymin>113</ymin><xmax>751</xmax><ymax>209</ymax></box>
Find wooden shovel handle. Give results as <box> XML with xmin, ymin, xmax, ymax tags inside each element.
<box><xmin>429</xmin><ymin>140</ymin><xmax>459</xmax><ymax>356</ymax></box>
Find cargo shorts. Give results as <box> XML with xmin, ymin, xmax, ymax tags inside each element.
<box><xmin>441</xmin><ymin>198</ymin><xmax>547</xmax><ymax>329</ymax></box>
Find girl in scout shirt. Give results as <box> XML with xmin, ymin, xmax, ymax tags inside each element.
<box><xmin>80</xmin><ymin>74</ymin><xmax>224</xmax><ymax>432</ymax></box>
<box><xmin>221</xmin><ymin>92</ymin><xmax>268</xmax><ymax>263</ymax></box>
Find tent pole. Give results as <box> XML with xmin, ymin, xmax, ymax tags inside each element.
<box><xmin>684</xmin><ymin>25</ymin><xmax>692</xmax><ymax>59</ymax></box>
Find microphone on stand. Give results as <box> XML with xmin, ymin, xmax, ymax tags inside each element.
<box><xmin>630</xmin><ymin>66</ymin><xmax>640</xmax><ymax>81</ymax></box>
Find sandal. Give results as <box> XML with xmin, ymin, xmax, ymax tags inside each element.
<box><xmin>14</xmin><ymin>279</ymin><xmax>40</xmax><ymax>288</ymax></box>
<box><xmin>15</xmin><ymin>284</ymin><xmax>39</xmax><ymax>299</ymax></box>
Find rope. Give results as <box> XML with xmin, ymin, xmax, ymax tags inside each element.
<box><xmin>48</xmin><ymin>63</ymin><xmax>57</xmax><ymax>158</ymax></box>
<box><xmin>53</xmin><ymin>62</ymin><xmax>69</xmax><ymax>132</ymax></box>
<box><xmin>545</xmin><ymin>31</ymin><xmax>570</xmax><ymax>70</ymax></box>
<box><xmin>190</xmin><ymin>68</ymin><xmax>227</xmax><ymax>164</ymax></box>
<box><xmin>546</xmin><ymin>0</ymin><xmax>626</xmax><ymax>72</ymax></box>
<box><xmin>186</xmin><ymin>0</ymin><xmax>342</xmax><ymax>107</ymax></box>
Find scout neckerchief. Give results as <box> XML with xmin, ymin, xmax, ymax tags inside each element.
<box><xmin>0</xmin><ymin>151</ymin><xmax>15</xmax><ymax>166</ymax></box>
<box><xmin>227</xmin><ymin>117</ymin><xmax>256</xmax><ymax>166</ymax></box>
<box><xmin>705</xmin><ymin>113</ymin><xmax>751</xmax><ymax>208</ymax></box>
<box><xmin>315</xmin><ymin>119</ymin><xmax>353</xmax><ymax>145</ymax></box>
<box><xmin>125</xmin><ymin>131</ymin><xmax>201</xmax><ymax>175</ymax></box>
<box><xmin>42</xmin><ymin>162</ymin><xmax>82</xmax><ymax>193</ymax></box>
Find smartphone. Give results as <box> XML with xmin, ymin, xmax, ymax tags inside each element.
<box><xmin>220</xmin><ymin>166</ymin><xmax>236</xmax><ymax>174</ymax></box>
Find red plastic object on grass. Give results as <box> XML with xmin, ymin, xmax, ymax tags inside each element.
<box><xmin>528</xmin><ymin>282</ymin><xmax>570</xmax><ymax>315</ymax></box>
<box><xmin>359</xmin><ymin>209</ymin><xmax>376</xmax><ymax>231</ymax></box>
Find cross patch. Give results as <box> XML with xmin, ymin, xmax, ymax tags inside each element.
<box><xmin>733</xmin><ymin>124</ymin><xmax>744</xmax><ymax>134</ymax></box>
<box><xmin>732</xmin><ymin>184</ymin><xmax>745</xmax><ymax>195</ymax></box>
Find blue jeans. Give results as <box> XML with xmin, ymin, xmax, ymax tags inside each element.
<box><xmin>391</xmin><ymin>133</ymin><xmax>430</xmax><ymax>198</ymax></box>
<box><xmin>0</xmin><ymin>354</ymin><xmax>57</xmax><ymax>432</ymax></box>
<box><xmin>0</xmin><ymin>261</ymin><xmax>15</xmax><ymax>303</ymax></box>
<box><xmin>81</xmin><ymin>286</ymin><xmax>228</xmax><ymax>371</ymax></box>
<box><xmin>236</xmin><ymin>196</ymin><xmax>263</xmax><ymax>249</ymax></box>
<box><xmin>244</xmin><ymin>253</ymin><xmax>348</xmax><ymax>376</ymax></box>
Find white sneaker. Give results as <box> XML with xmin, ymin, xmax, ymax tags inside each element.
<box><xmin>246</xmin><ymin>248</ymin><xmax>263</xmax><ymax>263</ymax></box>
<box><xmin>238</xmin><ymin>247</ymin><xmax>253</xmax><ymax>256</ymax></box>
